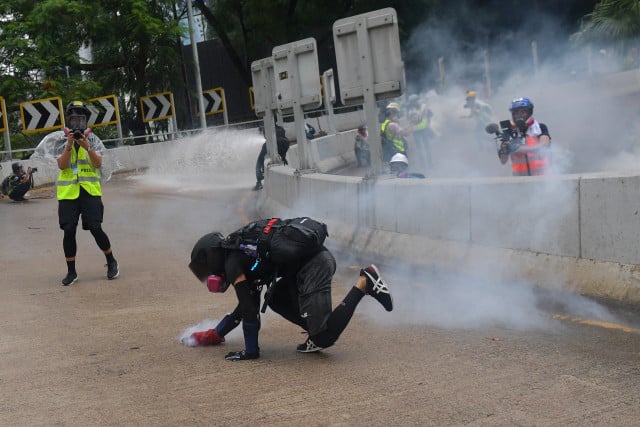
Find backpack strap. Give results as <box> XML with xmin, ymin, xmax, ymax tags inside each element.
<box><xmin>256</xmin><ymin>218</ymin><xmax>281</xmax><ymax>259</ymax></box>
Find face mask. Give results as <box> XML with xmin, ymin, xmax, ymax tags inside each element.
<box><xmin>206</xmin><ymin>275</ymin><xmax>229</xmax><ymax>293</ymax></box>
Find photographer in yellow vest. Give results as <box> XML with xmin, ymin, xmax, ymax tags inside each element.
<box><xmin>55</xmin><ymin>101</ymin><xmax>119</xmax><ymax>286</ymax></box>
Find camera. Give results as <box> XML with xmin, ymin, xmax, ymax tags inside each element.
<box><xmin>73</xmin><ymin>129</ymin><xmax>84</xmax><ymax>140</ymax></box>
<box><xmin>31</xmin><ymin>167</ymin><xmax>38</xmax><ymax>173</ymax></box>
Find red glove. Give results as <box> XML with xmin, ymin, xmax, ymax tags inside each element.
<box><xmin>191</xmin><ymin>329</ymin><xmax>225</xmax><ymax>346</ymax></box>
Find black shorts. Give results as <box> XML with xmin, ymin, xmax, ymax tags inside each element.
<box><xmin>271</xmin><ymin>250</ymin><xmax>336</xmax><ymax>336</ymax></box>
<box><xmin>298</xmin><ymin>250</ymin><xmax>336</xmax><ymax>336</ymax></box>
<box><xmin>58</xmin><ymin>188</ymin><xmax>104</xmax><ymax>230</ymax></box>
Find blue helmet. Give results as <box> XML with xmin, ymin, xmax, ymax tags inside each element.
<box><xmin>509</xmin><ymin>97</ymin><xmax>534</xmax><ymax>112</ymax></box>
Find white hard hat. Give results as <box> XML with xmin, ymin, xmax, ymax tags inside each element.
<box><xmin>390</xmin><ymin>153</ymin><xmax>408</xmax><ymax>165</ymax></box>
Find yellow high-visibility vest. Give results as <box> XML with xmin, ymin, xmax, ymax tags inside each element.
<box><xmin>57</xmin><ymin>146</ymin><xmax>102</xmax><ymax>200</ymax></box>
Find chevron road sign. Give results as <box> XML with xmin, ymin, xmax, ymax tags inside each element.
<box><xmin>20</xmin><ymin>97</ymin><xmax>64</xmax><ymax>134</ymax></box>
<box><xmin>140</xmin><ymin>92</ymin><xmax>174</xmax><ymax>123</ymax></box>
<box><xmin>0</xmin><ymin>96</ymin><xmax>7</xmax><ymax>132</ymax></box>
<box><xmin>87</xmin><ymin>95</ymin><xmax>119</xmax><ymax>128</ymax></box>
<box><xmin>202</xmin><ymin>88</ymin><xmax>224</xmax><ymax>115</ymax></box>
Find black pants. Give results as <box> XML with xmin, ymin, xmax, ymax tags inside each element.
<box><xmin>267</xmin><ymin>250</ymin><xmax>364</xmax><ymax>349</ymax></box>
<box><xmin>9</xmin><ymin>176</ymin><xmax>33</xmax><ymax>201</ymax></box>
<box><xmin>255</xmin><ymin>143</ymin><xmax>267</xmax><ymax>182</ymax></box>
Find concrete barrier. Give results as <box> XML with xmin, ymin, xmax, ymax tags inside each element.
<box><xmin>260</xmin><ymin>138</ymin><xmax>640</xmax><ymax>305</ymax></box>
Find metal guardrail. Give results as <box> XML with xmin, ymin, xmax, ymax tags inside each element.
<box><xmin>0</xmin><ymin>104</ymin><xmax>362</xmax><ymax>160</ymax></box>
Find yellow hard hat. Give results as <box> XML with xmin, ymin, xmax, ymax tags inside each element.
<box><xmin>466</xmin><ymin>90</ymin><xmax>477</xmax><ymax>99</ymax></box>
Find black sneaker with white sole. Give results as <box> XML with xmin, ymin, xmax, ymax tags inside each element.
<box><xmin>361</xmin><ymin>264</ymin><xmax>393</xmax><ymax>311</ymax></box>
<box><xmin>296</xmin><ymin>338</ymin><xmax>324</xmax><ymax>353</ymax></box>
<box><xmin>106</xmin><ymin>260</ymin><xmax>119</xmax><ymax>280</ymax></box>
<box><xmin>61</xmin><ymin>272</ymin><xmax>78</xmax><ymax>286</ymax></box>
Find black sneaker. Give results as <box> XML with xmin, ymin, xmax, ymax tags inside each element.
<box><xmin>253</xmin><ymin>182</ymin><xmax>263</xmax><ymax>191</ymax></box>
<box><xmin>61</xmin><ymin>272</ymin><xmax>78</xmax><ymax>286</ymax></box>
<box><xmin>224</xmin><ymin>350</ymin><xmax>260</xmax><ymax>361</ymax></box>
<box><xmin>296</xmin><ymin>338</ymin><xmax>323</xmax><ymax>353</ymax></box>
<box><xmin>106</xmin><ymin>260</ymin><xmax>119</xmax><ymax>280</ymax></box>
<box><xmin>361</xmin><ymin>264</ymin><xmax>393</xmax><ymax>311</ymax></box>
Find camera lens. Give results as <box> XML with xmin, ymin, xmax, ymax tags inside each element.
<box><xmin>73</xmin><ymin>130</ymin><xmax>83</xmax><ymax>139</ymax></box>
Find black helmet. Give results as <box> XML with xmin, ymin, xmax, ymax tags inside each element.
<box><xmin>11</xmin><ymin>162</ymin><xmax>22</xmax><ymax>174</ymax></box>
<box><xmin>188</xmin><ymin>232</ymin><xmax>226</xmax><ymax>283</ymax></box>
<box><xmin>66</xmin><ymin>100</ymin><xmax>90</xmax><ymax>119</ymax></box>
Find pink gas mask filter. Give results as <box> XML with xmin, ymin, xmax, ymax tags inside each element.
<box><xmin>206</xmin><ymin>275</ymin><xmax>229</xmax><ymax>293</ymax></box>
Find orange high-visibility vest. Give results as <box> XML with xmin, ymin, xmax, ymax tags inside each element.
<box><xmin>510</xmin><ymin>135</ymin><xmax>550</xmax><ymax>176</ymax></box>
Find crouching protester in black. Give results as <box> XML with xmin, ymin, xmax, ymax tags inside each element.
<box><xmin>186</xmin><ymin>219</ymin><xmax>394</xmax><ymax>361</ymax></box>
<box><xmin>1</xmin><ymin>162</ymin><xmax>35</xmax><ymax>201</ymax></box>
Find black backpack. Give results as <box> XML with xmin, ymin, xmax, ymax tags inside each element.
<box><xmin>222</xmin><ymin>217</ymin><xmax>328</xmax><ymax>264</ymax></box>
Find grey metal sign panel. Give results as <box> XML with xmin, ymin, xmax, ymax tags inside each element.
<box><xmin>272</xmin><ymin>38</ymin><xmax>322</xmax><ymax>112</ymax></box>
<box><xmin>251</xmin><ymin>57</ymin><xmax>277</xmax><ymax>117</ymax></box>
<box><xmin>333</xmin><ymin>8</ymin><xmax>404</xmax><ymax>105</ymax></box>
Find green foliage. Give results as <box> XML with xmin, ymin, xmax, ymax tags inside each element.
<box><xmin>0</xmin><ymin>0</ymin><xmax>183</xmax><ymax>147</ymax></box>
<box><xmin>572</xmin><ymin>0</ymin><xmax>640</xmax><ymax>45</ymax></box>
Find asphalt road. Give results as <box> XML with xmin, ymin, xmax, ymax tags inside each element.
<box><xmin>1</xmin><ymin>174</ymin><xmax>639</xmax><ymax>426</ymax></box>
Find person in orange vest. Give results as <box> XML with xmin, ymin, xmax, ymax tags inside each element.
<box><xmin>498</xmin><ymin>97</ymin><xmax>551</xmax><ymax>176</ymax></box>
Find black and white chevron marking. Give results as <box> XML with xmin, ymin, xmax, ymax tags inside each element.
<box><xmin>87</xmin><ymin>97</ymin><xmax>117</xmax><ymax>127</ymax></box>
<box><xmin>22</xmin><ymin>100</ymin><xmax>62</xmax><ymax>131</ymax></box>
<box><xmin>142</xmin><ymin>94</ymin><xmax>173</xmax><ymax>122</ymax></box>
<box><xmin>203</xmin><ymin>90</ymin><xmax>222</xmax><ymax>114</ymax></box>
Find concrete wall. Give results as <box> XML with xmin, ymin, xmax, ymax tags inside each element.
<box><xmin>260</xmin><ymin>135</ymin><xmax>640</xmax><ymax>305</ymax></box>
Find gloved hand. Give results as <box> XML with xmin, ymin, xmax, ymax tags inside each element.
<box><xmin>224</xmin><ymin>350</ymin><xmax>260</xmax><ymax>361</ymax></box>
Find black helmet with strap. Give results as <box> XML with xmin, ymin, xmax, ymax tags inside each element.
<box><xmin>189</xmin><ymin>232</ymin><xmax>226</xmax><ymax>282</ymax></box>
<box><xmin>66</xmin><ymin>100</ymin><xmax>90</xmax><ymax>119</ymax></box>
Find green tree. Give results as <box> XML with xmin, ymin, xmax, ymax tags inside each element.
<box><xmin>572</xmin><ymin>0</ymin><xmax>640</xmax><ymax>49</ymax></box>
<box><xmin>0</xmin><ymin>0</ymin><xmax>184</xmax><ymax>147</ymax></box>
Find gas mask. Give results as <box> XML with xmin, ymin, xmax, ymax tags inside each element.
<box><xmin>511</xmin><ymin>109</ymin><xmax>532</xmax><ymax>132</ymax></box>
<box><xmin>67</xmin><ymin>113</ymin><xmax>88</xmax><ymax>139</ymax></box>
